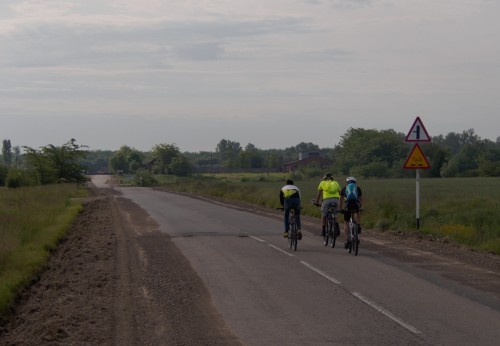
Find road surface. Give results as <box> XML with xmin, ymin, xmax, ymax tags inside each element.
<box><xmin>92</xmin><ymin>175</ymin><xmax>500</xmax><ymax>345</ymax></box>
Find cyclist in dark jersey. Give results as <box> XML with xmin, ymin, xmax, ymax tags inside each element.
<box><xmin>340</xmin><ymin>176</ymin><xmax>363</xmax><ymax>249</ymax></box>
<box><xmin>279</xmin><ymin>179</ymin><xmax>302</xmax><ymax>239</ymax></box>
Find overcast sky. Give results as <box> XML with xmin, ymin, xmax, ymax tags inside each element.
<box><xmin>1</xmin><ymin>0</ymin><xmax>499</xmax><ymax>153</ymax></box>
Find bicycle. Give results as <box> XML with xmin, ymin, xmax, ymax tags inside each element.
<box><xmin>342</xmin><ymin>209</ymin><xmax>362</xmax><ymax>256</ymax></box>
<box><xmin>313</xmin><ymin>201</ymin><xmax>340</xmax><ymax>248</ymax></box>
<box><xmin>277</xmin><ymin>207</ymin><xmax>300</xmax><ymax>251</ymax></box>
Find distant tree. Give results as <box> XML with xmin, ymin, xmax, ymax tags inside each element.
<box><xmin>2</xmin><ymin>139</ymin><xmax>12</xmax><ymax>166</ymax></box>
<box><xmin>334</xmin><ymin>128</ymin><xmax>406</xmax><ymax>177</ymax></box>
<box><xmin>241</xmin><ymin>143</ymin><xmax>264</xmax><ymax>168</ymax></box>
<box><xmin>295</xmin><ymin>142</ymin><xmax>320</xmax><ymax>153</ymax></box>
<box><xmin>79</xmin><ymin>150</ymin><xmax>114</xmax><ymax>173</ymax></box>
<box><xmin>420</xmin><ymin>143</ymin><xmax>448</xmax><ymax>178</ymax></box>
<box><xmin>152</xmin><ymin>143</ymin><xmax>180</xmax><ymax>174</ymax></box>
<box><xmin>109</xmin><ymin>145</ymin><xmax>144</xmax><ymax>174</ymax></box>
<box><xmin>216</xmin><ymin>139</ymin><xmax>242</xmax><ymax>168</ymax></box>
<box><xmin>13</xmin><ymin>146</ymin><xmax>21</xmax><ymax>167</ymax></box>
<box><xmin>23</xmin><ymin>139</ymin><xmax>88</xmax><ymax>185</ymax></box>
<box><xmin>169</xmin><ymin>154</ymin><xmax>193</xmax><ymax>176</ymax></box>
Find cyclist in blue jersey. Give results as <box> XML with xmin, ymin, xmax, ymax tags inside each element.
<box><xmin>280</xmin><ymin>179</ymin><xmax>302</xmax><ymax>239</ymax></box>
<box><xmin>340</xmin><ymin>176</ymin><xmax>363</xmax><ymax>248</ymax></box>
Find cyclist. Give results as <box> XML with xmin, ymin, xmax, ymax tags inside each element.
<box><xmin>279</xmin><ymin>179</ymin><xmax>302</xmax><ymax>239</ymax></box>
<box><xmin>314</xmin><ymin>173</ymin><xmax>341</xmax><ymax>237</ymax></box>
<box><xmin>340</xmin><ymin>176</ymin><xmax>363</xmax><ymax>249</ymax></box>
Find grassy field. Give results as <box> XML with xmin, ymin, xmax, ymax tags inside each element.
<box><xmin>0</xmin><ymin>184</ymin><xmax>85</xmax><ymax>320</ymax></box>
<box><xmin>158</xmin><ymin>174</ymin><xmax>500</xmax><ymax>255</ymax></box>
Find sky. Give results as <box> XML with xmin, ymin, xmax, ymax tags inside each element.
<box><xmin>1</xmin><ymin>0</ymin><xmax>499</xmax><ymax>153</ymax></box>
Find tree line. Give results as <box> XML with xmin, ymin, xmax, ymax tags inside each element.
<box><xmin>1</xmin><ymin>128</ymin><xmax>499</xmax><ymax>188</ymax></box>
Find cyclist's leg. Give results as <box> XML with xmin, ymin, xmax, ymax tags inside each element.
<box><xmin>283</xmin><ymin>199</ymin><xmax>291</xmax><ymax>236</ymax></box>
<box><xmin>354</xmin><ymin>200</ymin><xmax>362</xmax><ymax>230</ymax></box>
<box><xmin>332</xmin><ymin>198</ymin><xmax>340</xmax><ymax>236</ymax></box>
<box><xmin>290</xmin><ymin>199</ymin><xmax>302</xmax><ymax>239</ymax></box>
<box><xmin>320</xmin><ymin>200</ymin><xmax>329</xmax><ymax>236</ymax></box>
<box><xmin>294</xmin><ymin>199</ymin><xmax>301</xmax><ymax>230</ymax></box>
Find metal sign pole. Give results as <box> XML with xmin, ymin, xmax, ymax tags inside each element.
<box><xmin>416</xmin><ymin>169</ymin><xmax>420</xmax><ymax>230</ymax></box>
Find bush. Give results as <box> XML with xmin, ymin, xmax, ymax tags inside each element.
<box><xmin>0</xmin><ymin>165</ymin><xmax>8</xmax><ymax>186</ymax></box>
<box><xmin>6</xmin><ymin>169</ymin><xmax>34</xmax><ymax>188</ymax></box>
<box><xmin>133</xmin><ymin>169</ymin><xmax>158</xmax><ymax>187</ymax></box>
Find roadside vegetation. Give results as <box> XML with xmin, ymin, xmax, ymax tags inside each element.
<box><xmin>0</xmin><ymin>184</ymin><xmax>85</xmax><ymax>320</ymax></box>
<box><xmin>153</xmin><ymin>174</ymin><xmax>500</xmax><ymax>255</ymax></box>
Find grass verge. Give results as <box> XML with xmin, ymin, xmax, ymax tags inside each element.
<box><xmin>0</xmin><ymin>184</ymin><xmax>85</xmax><ymax>321</ymax></box>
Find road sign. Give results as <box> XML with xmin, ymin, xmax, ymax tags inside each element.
<box><xmin>404</xmin><ymin>144</ymin><xmax>431</xmax><ymax>169</ymax></box>
<box><xmin>405</xmin><ymin>116</ymin><xmax>431</xmax><ymax>142</ymax></box>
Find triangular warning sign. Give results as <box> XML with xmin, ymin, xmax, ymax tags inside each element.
<box><xmin>405</xmin><ymin>117</ymin><xmax>431</xmax><ymax>142</ymax></box>
<box><xmin>404</xmin><ymin>144</ymin><xmax>431</xmax><ymax>169</ymax></box>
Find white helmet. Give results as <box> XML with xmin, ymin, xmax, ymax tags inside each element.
<box><xmin>346</xmin><ymin>176</ymin><xmax>356</xmax><ymax>183</ymax></box>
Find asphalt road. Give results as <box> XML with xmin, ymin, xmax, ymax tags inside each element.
<box><xmin>93</xmin><ymin>176</ymin><xmax>500</xmax><ymax>345</ymax></box>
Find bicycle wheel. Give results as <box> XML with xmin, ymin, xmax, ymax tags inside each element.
<box><xmin>288</xmin><ymin>216</ymin><xmax>297</xmax><ymax>250</ymax></box>
<box><xmin>324</xmin><ymin>217</ymin><xmax>331</xmax><ymax>246</ymax></box>
<box><xmin>348</xmin><ymin>222</ymin><xmax>354</xmax><ymax>253</ymax></box>
<box><xmin>290</xmin><ymin>222</ymin><xmax>297</xmax><ymax>251</ymax></box>
<box><xmin>353</xmin><ymin>223</ymin><xmax>359</xmax><ymax>256</ymax></box>
<box><xmin>331</xmin><ymin>220</ymin><xmax>338</xmax><ymax>248</ymax></box>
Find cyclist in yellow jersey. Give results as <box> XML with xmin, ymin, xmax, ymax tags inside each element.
<box><xmin>314</xmin><ymin>173</ymin><xmax>341</xmax><ymax>237</ymax></box>
<box><xmin>279</xmin><ymin>179</ymin><xmax>302</xmax><ymax>239</ymax></box>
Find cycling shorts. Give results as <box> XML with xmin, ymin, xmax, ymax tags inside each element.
<box><xmin>321</xmin><ymin>198</ymin><xmax>339</xmax><ymax>217</ymax></box>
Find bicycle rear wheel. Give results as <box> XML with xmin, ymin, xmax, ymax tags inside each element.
<box><xmin>353</xmin><ymin>223</ymin><xmax>359</xmax><ymax>256</ymax></box>
<box><xmin>289</xmin><ymin>219</ymin><xmax>297</xmax><ymax>251</ymax></box>
<box><xmin>324</xmin><ymin>217</ymin><xmax>332</xmax><ymax>246</ymax></box>
<box><xmin>331</xmin><ymin>220</ymin><xmax>338</xmax><ymax>248</ymax></box>
<box><xmin>348</xmin><ymin>222</ymin><xmax>354</xmax><ymax>253</ymax></box>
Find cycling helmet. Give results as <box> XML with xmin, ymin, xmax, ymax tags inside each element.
<box><xmin>323</xmin><ymin>173</ymin><xmax>333</xmax><ymax>180</ymax></box>
<box><xmin>346</xmin><ymin>176</ymin><xmax>356</xmax><ymax>183</ymax></box>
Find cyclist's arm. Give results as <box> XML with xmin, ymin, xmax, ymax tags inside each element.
<box><xmin>279</xmin><ymin>190</ymin><xmax>285</xmax><ymax>206</ymax></box>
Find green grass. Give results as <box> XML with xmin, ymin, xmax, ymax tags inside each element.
<box><xmin>158</xmin><ymin>174</ymin><xmax>500</xmax><ymax>255</ymax></box>
<box><xmin>0</xmin><ymin>184</ymin><xmax>85</xmax><ymax>320</ymax></box>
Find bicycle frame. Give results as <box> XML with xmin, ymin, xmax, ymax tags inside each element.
<box><xmin>324</xmin><ymin>207</ymin><xmax>339</xmax><ymax>248</ymax></box>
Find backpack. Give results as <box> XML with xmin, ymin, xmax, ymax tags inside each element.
<box><xmin>345</xmin><ymin>183</ymin><xmax>359</xmax><ymax>201</ymax></box>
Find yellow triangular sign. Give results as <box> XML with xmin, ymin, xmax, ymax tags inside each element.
<box><xmin>404</xmin><ymin>144</ymin><xmax>431</xmax><ymax>169</ymax></box>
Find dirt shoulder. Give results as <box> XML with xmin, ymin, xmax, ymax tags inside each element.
<box><xmin>0</xmin><ymin>185</ymin><xmax>241</xmax><ymax>346</ymax></box>
<box><xmin>1</xmin><ymin>185</ymin><xmax>499</xmax><ymax>345</ymax></box>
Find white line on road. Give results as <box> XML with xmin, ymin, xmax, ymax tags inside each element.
<box><xmin>353</xmin><ymin>292</ymin><xmax>422</xmax><ymax>335</ymax></box>
<box><xmin>268</xmin><ymin>244</ymin><xmax>295</xmax><ymax>257</ymax></box>
<box><xmin>251</xmin><ymin>236</ymin><xmax>422</xmax><ymax>336</ymax></box>
<box><xmin>300</xmin><ymin>261</ymin><xmax>342</xmax><ymax>284</ymax></box>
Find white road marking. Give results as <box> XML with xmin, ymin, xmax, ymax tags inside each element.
<box><xmin>268</xmin><ymin>244</ymin><xmax>294</xmax><ymax>257</ymax></box>
<box><xmin>250</xmin><ymin>236</ymin><xmax>423</xmax><ymax>336</ymax></box>
<box><xmin>353</xmin><ymin>292</ymin><xmax>422</xmax><ymax>335</ymax></box>
<box><xmin>300</xmin><ymin>261</ymin><xmax>342</xmax><ymax>284</ymax></box>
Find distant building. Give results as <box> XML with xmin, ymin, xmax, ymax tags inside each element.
<box><xmin>282</xmin><ymin>151</ymin><xmax>332</xmax><ymax>173</ymax></box>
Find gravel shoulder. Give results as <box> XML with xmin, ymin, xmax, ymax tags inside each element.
<box><xmin>1</xmin><ymin>184</ymin><xmax>499</xmax><ymax>345</ymax></box>
<box><xmin>0</xmin><ymin>185</ymin><xmax>241</xmax><ymax>346</ymax></box>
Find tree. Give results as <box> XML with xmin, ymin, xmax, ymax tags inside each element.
<box><xmin>109</xmin><ymin>145</ymin><xmax>144</xmax><ymax>174</ymax></box>
<box><xmin>2</xmin><ymin>139</ymin><xmax>12</xmax><ymax>166</ymax></box>
<box><xmin>169</xmin><ymin>154</ymin><xmax>193</xmax><ymax>176</ymax></box>
<box><xmin>216</xmin><ymin>139</ymin><xmax>242</xmax><ymax>168</ymax></box>
<box><xmin>241</xmin><ymin>143</ymin><xmax>264</xmax><ymax>168</ymax></box>
<box><xmin>334</xmin><ymin>128</ymin><xmax>407</xmax><ymax>177</ymax></box>
<box><xmin>152</xmin><ymin>143</ymin><xmax>180</xmax><ymax>174</ymax></box>
<box><xmin>23</xmin><ymin>139</ymin><xmax>88</xmax><ymax>185</ymax></box>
